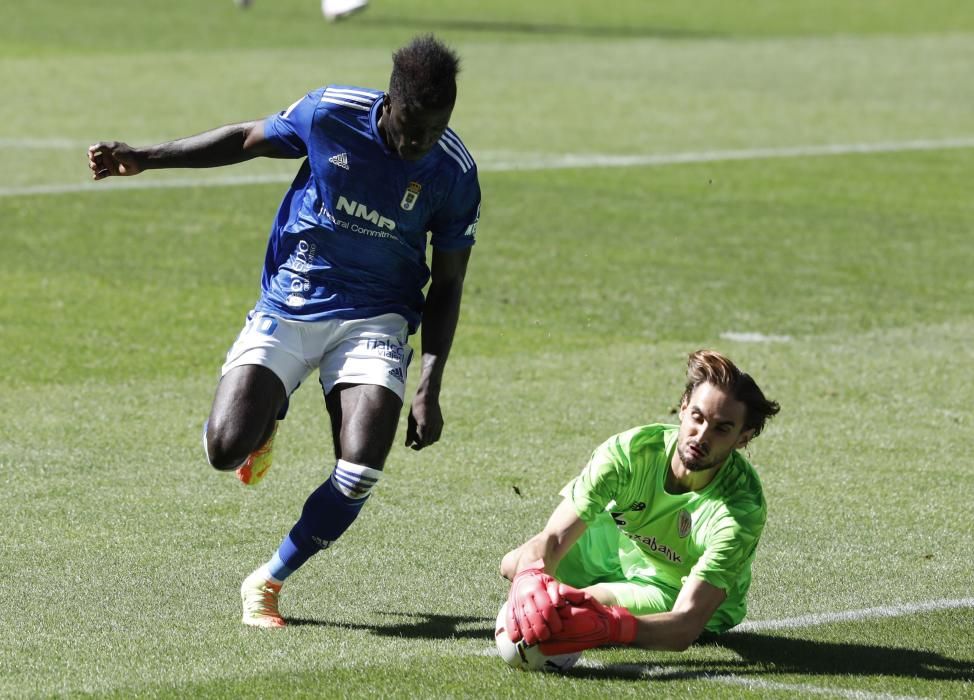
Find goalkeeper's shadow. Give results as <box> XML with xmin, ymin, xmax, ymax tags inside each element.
<box><xmin>568</xmin><ymin>631</ymin><xmax>973</xmax><ymax>683</ymax></box>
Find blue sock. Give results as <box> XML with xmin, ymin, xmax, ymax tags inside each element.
<box><xmin>265</xmin><ymin>460</ymin><xmax>382</xmax><ymax>581</ymax></box>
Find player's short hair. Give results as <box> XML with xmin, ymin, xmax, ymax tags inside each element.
<box><xmin>682</xmin><ymin>350</ymin><xmax>780</xmax><ymax>439</ymax></box>
<box><xmin>389</xmin><ymin>34</ymin><xmax>460</xmax><ymax>111</ymax></box>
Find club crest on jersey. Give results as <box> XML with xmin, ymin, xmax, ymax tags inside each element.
<box><xmin>677</xmin><ymin>510</ymin><xmax>693</xmax><ymax>538</ymax></box>
<box><xmin>400</xmin><ymin>181</ymin><xmax>422</xmax><ymax>211</ymax></box>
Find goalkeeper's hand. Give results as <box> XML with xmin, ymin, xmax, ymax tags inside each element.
<box><xmin>505</xmin><ymin>560</ymin><xmax>565</xmax><ymax>645</ymax></box>
<box><xmin>538</xmin><ymin>583</ymin><xmax>639</xmax><ymax>656</ymax></box>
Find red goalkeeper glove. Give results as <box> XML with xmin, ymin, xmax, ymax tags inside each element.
<box><xmin>505</xmin><ymin>560</ymin><xmax>564</xmax><ymax>645</ymax></box>
<box><xmin>538</xmin><ymin>583</ymin><xmax>638</xmax><ymax>656</ymax></box>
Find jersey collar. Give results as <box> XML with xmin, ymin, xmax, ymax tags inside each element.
<box><xmin>370</xmin><ymin>93</ymin><xmax>395</xmax><ymax>157</ymax></box>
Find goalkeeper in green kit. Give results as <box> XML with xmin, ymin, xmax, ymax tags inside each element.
<box><xmin>501</xmin><ymin>350</ymin><xmax>780</xmax><ymax>654</ymax></box>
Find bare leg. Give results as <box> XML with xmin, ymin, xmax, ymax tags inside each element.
<box><xmin>324</xmin><ymin>382</ymin><xmax>403</xmax><ymax>468</ymax></box>
<box><xmin>205</xmin><ymin>364</ymin><xmax>286</xmax><ymax>470</ymax></box>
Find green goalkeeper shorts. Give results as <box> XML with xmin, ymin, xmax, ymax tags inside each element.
<box><xmin>554</xmin><ymin>513</ymin><xmax>678</xmax><ymax>617</ymax></box>
<box><xmin>554</xmin><ymin>513</ymin><xmax>737</xmax><ymax>632</ymax></box>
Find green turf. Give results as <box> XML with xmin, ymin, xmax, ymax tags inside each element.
<box><xmin>1</xmin><ymin>1</ymin><xmax>973</xmax><ymax>698</ymax></box>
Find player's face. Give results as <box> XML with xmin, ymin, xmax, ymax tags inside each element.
<box><xmin>381</xmin><ymin>98</ymin><xmax>453</xmax><ymax>161</ymax></box>
<box><xmin>676</xmin><ymin>382</ymin><xmax>753</xmax><ymax>472</ymax></box>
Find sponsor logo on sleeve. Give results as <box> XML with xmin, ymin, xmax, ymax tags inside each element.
<box><xmin>464</xmin><ymin>203</ymin><xmax>481</xmax><ymax>237</ymax></box>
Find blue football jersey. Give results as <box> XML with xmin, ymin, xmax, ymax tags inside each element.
<box><xmin>253</xmin><ymin>85</ymin><xmax>481</xmax><ymax>331</ymax></box>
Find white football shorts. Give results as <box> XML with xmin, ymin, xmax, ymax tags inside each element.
<box><xmin>221</xmin><ymin>311</ymin><xmax>413</xmax><ymax>401</ymax></box>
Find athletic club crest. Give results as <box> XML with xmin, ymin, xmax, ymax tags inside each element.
<box><xmin>677</xmin><ymin>510</ymin><xmax>692</xmax><ymax>538</ymax></box>
<box><xmin>400</xmin><ymin>181</ymin><xmax>422</xmax><ymax>211</ymax></box>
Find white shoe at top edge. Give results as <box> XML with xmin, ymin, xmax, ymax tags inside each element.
<box><xmin>322</xmin><ymin>0</ymin><xmax>369</xmax><ymax>21</ymax></box>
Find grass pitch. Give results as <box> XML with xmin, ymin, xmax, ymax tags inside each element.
<box><xmin>1</xmin><ymin>1</ymin><xmax>973</xmax><ymax>698</ymax></box>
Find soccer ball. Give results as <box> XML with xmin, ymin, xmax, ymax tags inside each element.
<box><xmin>494</xmin><ymin>603</ymin><xmax>582</xmax><ymax>673</ymax></box>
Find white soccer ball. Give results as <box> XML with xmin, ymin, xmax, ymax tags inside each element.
<box><xmin>494</xmin><ymin>602</ymin><xmax>582</xmax><ymax>673</ymax></box>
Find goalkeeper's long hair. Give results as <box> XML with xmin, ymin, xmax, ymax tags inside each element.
<box><xmin>682</xmin><ymin>350</ymin><xmax>780</xmax><ymax>439</ymax></box>
<box><xmin>389</xmin><ymin>34</ymin><xmax>460</xmax><ymax>111</ymax></box>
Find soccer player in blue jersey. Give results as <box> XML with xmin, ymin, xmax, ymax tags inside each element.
<box><xmin>87</xmin><ymin>35</ymin><xmax>480</xmax><ymax>628</ymax></box>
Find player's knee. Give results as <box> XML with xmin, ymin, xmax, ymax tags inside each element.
<box><xmin>500</xmin><ymin>548</ymin><xmax>521</xmax><ymax>581</ymax></box>
<box><xmin>583</xmin><ymin>584</ymin><xmax>620</xmax><ymax>607</ymax></box>
<box><xmin>205</xmin><ymin>438</ymin><xmax>246</xmax><ymax>472</ymax></box>
<box><xmin>337</xmin><ymin>445</ymin><xmax>387</xmax><ymax>470</ymax></box>
<box><xmin>202</xmin><ymin>419</ymin><xmax>248</xmax><ymax>471</ymax></box>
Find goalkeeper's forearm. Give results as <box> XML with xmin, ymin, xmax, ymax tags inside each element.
<box><xmin>502</xmin><ymin>500</ymin><xmax>588</xmax><ymax>580</ymax></box>
<box><xmin>501</xmin><ymin>535</ymin><xmax>563</xmax><ymax>581</ymax></box>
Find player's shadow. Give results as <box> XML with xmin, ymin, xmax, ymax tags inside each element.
<box><xmin>356</xmin><ymin>16</ymin><xmax>720</xmax><ymax>40</ymax></box>
<box><xmin>287</xmin><ymin>611</ymin><xmax>493</xmax><ymax>640</ymax></box>
<box><xmin>285</xmin><ymin>616</ymin><xmax>974</xmax><ymax>683</ymax></box>
<box><xmin>575</xmin><ymin>632</ymin><xmax>974</xmax><ymax>683</ymax></box>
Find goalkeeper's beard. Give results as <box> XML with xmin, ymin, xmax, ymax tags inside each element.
<box><xmin>677</xmin><ymin>441</ymin><xmax>727</xmax><ymax>472</ymax></box>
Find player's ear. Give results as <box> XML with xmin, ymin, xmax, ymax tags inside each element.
<box><xmin>736</xmin><ymin>428</ymin><xmax>755</xmax><ymax>449</ymax></box>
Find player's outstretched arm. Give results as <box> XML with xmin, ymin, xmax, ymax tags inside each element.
<box><xmin>87</xmin><ymin>120</ymin><xmax>282</xmax><ymax>180</ymax></box>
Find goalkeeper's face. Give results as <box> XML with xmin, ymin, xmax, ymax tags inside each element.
<box><xmin>676</xmin><ymin>382</ymin><xmax>753</xmax><ymax>472</ymax></box>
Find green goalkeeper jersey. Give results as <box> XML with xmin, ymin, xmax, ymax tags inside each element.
<box><xmin>564</xmin><ymin>424</ymin><xmax>766</xmax><ymax>630</ymax></box>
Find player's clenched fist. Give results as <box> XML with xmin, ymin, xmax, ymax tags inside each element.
<box><xmin>505</xmin><ymin>560</ymin><xmax>564</xmax><ymax>645</ymax></box>
<box><xmin>87</xmin><ymin>142</ymin><xmax>143</xmax><ymax>179</ymax></box>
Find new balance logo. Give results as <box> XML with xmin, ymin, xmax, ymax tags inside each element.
<box><xmin>388</xmin><ymin>367</ymin><xmax>405</xmax><ymax>383</ymax></box>
<box><xmin>329</xmin><ymin>153</ymin><xmax>349</xmax><ymax>170</ymax></box>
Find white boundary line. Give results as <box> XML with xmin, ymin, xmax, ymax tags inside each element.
<box><xmin>705</xmin><ymin>675</ymin><xmax>922</xmax><ymax>700</ymax></box>
<box><xmin>572</xmin><ymin>661</ymin><xmax>925</xmax><ymax>700</ymax></box>
<box><xmin>734</xmin><ymin>597</ymin><xmax>974</xmax><ymax>632</ymax></box>
<box><xmin>0</xmin><ymin>173</ymin><xmax>293</xmax><ymax>198</ymax></box>
<box><xmin>0</xmin><ymin>137</ymin><xmax>81</xmax><ymax>149</ymax></box>
<box><xmin>3</xmin><ymin>136</ymin><xmax>974</xmax><ymax>198</ymax></box>
<box><xmin>481</xmin><ymin>137</ymin><xmax>974</xmax><ymax>172</ymax></box>
<box><xmin>720</xmin><ymin>331</ymin><xmax>793</xmax><ymax>344</ymax></box>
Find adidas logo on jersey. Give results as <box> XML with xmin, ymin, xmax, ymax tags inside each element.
<box><xmin>329</xmin><ymin>152</ymin><xmax>349</xmax><ymax>170</ymax></box>
<box><xmin>388</xmin><ymin>367</ymin><xmax>405</xmax><ymax>383</ymax></box>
